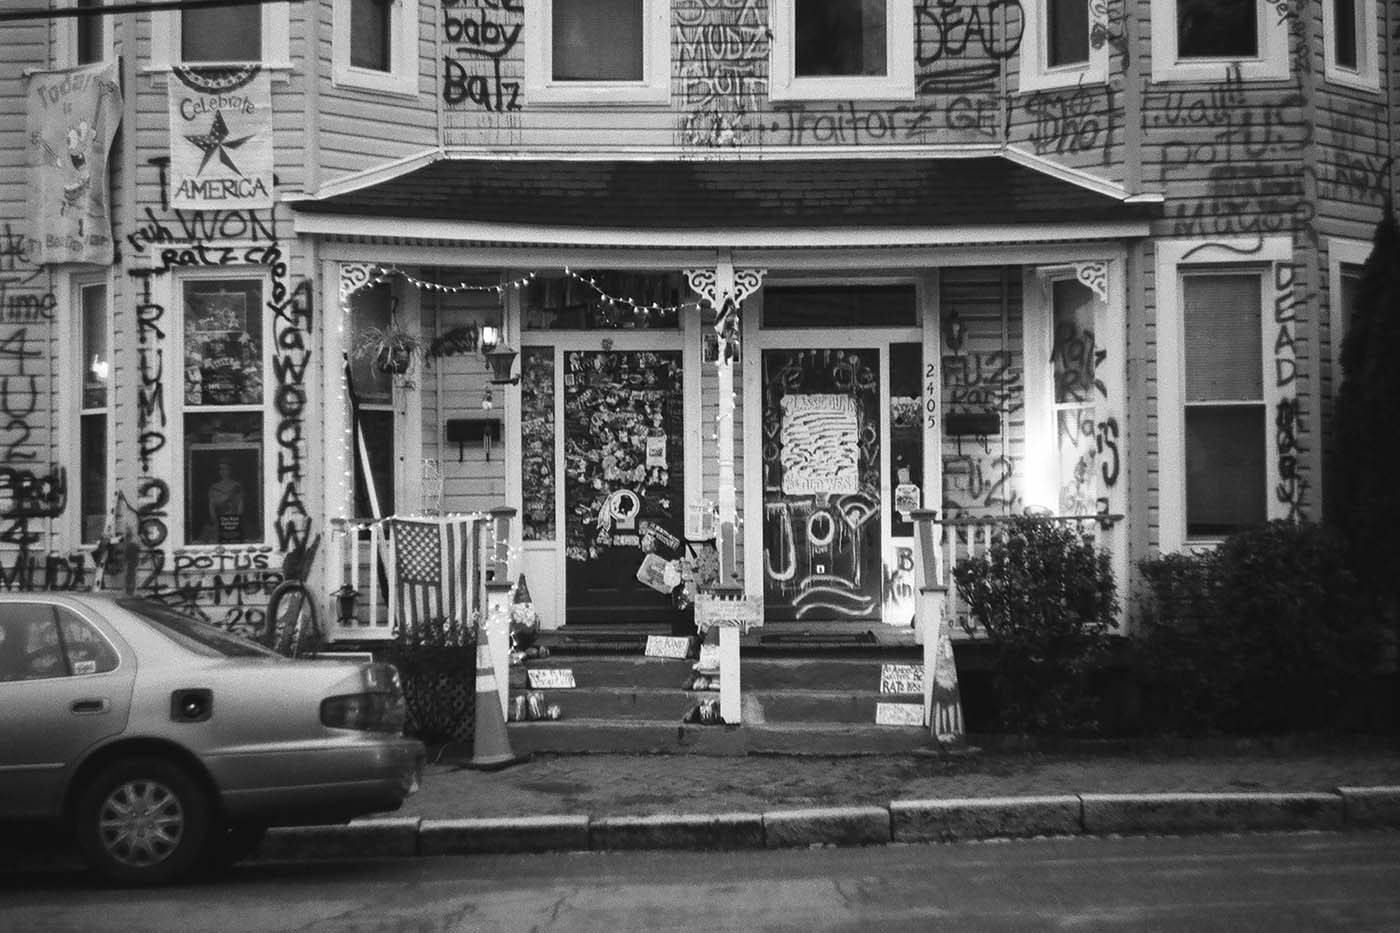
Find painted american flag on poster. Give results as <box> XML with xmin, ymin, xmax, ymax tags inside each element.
<box><xmin>390</xmin><ymin>518</ymin><xmax>477</xmax><ymax>637</ymax></box>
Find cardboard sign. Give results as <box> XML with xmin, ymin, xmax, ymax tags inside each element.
<box><xmin>635</xmin><ymin>552</ymin><xmax>674</xmax><ymax>594</ymax></box>
<box><xmin>645</xmin><ymin>635</ymin><xmax>693</xmax><ymax>659</ymax></box>
<box><xmin>875</xmin><ymin>702</ymin><xmax>924</xmax><ymax>726</ymax></box>
<box><xmin>880</xmin><ymin>663</ymin><xmax>923</xmax><ymax>695</ymax></box>
<box><xmin>527</xmin><ymin>668</ymin><xmax>576</xmax><ymax>689</ymax></box>
<box><xmin>695</xmin><ymin>643</ymin><xmax>720</xmax><ymax>674</ymax></box>
<box><xmin>686</xmin><ymin>500</ymin><xmax>717</xmax><ymax>540</ymax></box>
<box><xmin>694</xmin><ymin>593</ymin><xmax>763</xmax><ymax>633</ymax></box>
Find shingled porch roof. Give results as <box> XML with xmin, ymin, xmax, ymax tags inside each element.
<box><xmin>288</xmin><ymin>156</ymin><xmax>1159</xmax><ymax>233</ymax></box>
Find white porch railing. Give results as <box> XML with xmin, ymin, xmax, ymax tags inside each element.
<box><xmin>324</xmin><ymin>508</ymin><xmax>514</xmax><ymax>643</ymax></box>
<box><xmin>915</xmin><ymin>510</ymin><xmax>1124</xmax><ymax>639</ymax></box>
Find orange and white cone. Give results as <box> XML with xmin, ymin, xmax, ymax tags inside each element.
<box><xmin>466</xmin><ymin>625</ymin><xmax>528</xmax><ymax>771</ymax></box>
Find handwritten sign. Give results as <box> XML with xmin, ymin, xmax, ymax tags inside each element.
<box><xmin>527</xmin><ymin>668</ymin><xmax>575</xmax><ymax>689</ymax></box>
<box><xmin>880</xmin><ymin>663</ymin><xmax>923</xmax><ymax>695</ymax></box>
<box><xmin>875</xmin><ymin>702</ymin><xmax>924</xmax><ymax>726</ymax></box>
<box><xmin>645</xmin><ymin>635</ymin><xmax>693</xmax><ymax>659</ymax></box>
<box><xmin>694</xmin><ymin>593</ymin><xmax>763</xmax><ymax>634</ymax></box>
<box><xmin>695</xmin><ymin>643</ymin><xmax>720</xmax><ymax>673</ymax></box>
<box><xmin>780</xmin><ymin>395</ymin><xmax>859</xmax><ymax>495</ymax></box>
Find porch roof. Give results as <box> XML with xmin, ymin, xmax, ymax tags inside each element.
<box><xmin>288</xmin><ymin>156</ymin><xmax>1161</xmax><ymax>234</ymax></box>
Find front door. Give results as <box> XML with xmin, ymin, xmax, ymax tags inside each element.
<box><xmin>563</xmin><ymin>350</ymin><xmax>685</xmax><ymax>624</ymax></box>
<box><xmin>761</xmin><ymin>349</ymin><xmax>882</xmax><ymax>622</ymax></box>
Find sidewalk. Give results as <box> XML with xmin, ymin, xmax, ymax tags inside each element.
<box><xmin>258</xmin><ymin>738</ymin><xmax>1400</xmax><ymax>860</ymax></box>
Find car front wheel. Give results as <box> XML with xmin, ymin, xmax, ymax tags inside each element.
<box><xmin>75</xmin><ymin>757</ymin><xmax>212</xmax><ymax>886</ymax></box>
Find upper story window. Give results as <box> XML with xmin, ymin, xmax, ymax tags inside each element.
<box><xmin>1150</xmin><ymin>0</ymin><xmax>1288</xmax><ymax>82</ymax></box>
<box><xmin>770</xmin><ymin>0</ymin><xmax>914</xmax><ymax>101</ymax></box>
<box><xmin>150</xmin><ymin>3</ymin><xmax>290</xmax><ymax>69</ymax></box>
<box><xmin>524</xmin><ymin>0</ymin><xmax>669</xmax><ymax>104</ymax></box>
<box><xmin>334</xmin><ymin>0</ymin><xmax>419</xmax><ymax>96</ymax></box>
<box><xmin>1019</xmin><ymin>0</ymin><xmax>1108</xmax><ymax>92</ymax></box>
<box><xmin>1324</xmin><ymin>0</ymin><xmax>1379</xmax><ymax>89</ymax></box>
<box><xmin>55</xmin><ymin>0</ymin><xmax>113</xmax><ymax>66</ymax></box>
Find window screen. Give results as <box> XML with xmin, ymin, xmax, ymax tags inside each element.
<box><xmin>1177</xmin><ymin>0</ymin><xmax>1257</xmax><ymax>59</ymax></box>
<box><xmin>182</xmin><ymin>6</ymin><xmax>261</xmax><ymax>62</ymax></box>
<box><xmin>553</xmin><ymin>0</ymin><xmax>642</xmax><ymax>81</ymax></box>
<box><xmin>1047</xmin><ymin>0</ymin><xmax>1089</xmax><ymax>67</ymax></box>
<box><xmin>795</xmin><ymin>0</ymin><xmax>888</xmax><ymax>77</ymax></box>
<box><xmin>1183</xmin><ymin>273</ymin><xmax>1262</xmax><ymax>402</ymax></box>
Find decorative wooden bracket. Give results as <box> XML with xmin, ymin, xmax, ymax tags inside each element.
<box><xmin>1074</xmin><ymin>261</ymin><xmax>1109</xmax><ymax>303</ymax></box>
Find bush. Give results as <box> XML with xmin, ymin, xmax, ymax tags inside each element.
<box><xmin>953</xmin><ymin>518</ymin><xmax>1119</xmax><ymax>734</ymax></box>
<box><xmin>1137</xmin><ymin>521</ymin><xmax>1386</xmax><ymax>734</ymax></box>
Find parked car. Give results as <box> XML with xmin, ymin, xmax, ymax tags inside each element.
<box><xmin>0</xmin><ymin>592</ymin><xmax>425</xmax><ymax>885</ymax></box>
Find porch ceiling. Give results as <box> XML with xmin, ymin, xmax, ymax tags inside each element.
<box><xmin>288</xmin><ymin>157</ymin><xmax>1160</xmax><ymax>233</ymax></box>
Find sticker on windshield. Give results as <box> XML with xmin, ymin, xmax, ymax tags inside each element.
<box><xmin>73</xmin><ymin>660</ymin><xmax>97</xmax><ymax>675</ymax></box>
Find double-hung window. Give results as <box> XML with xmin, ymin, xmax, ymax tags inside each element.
<box><xmin>181</xmin><ymin>276</ymin><xmax>268</xmax><ymax>546</ymax></box>
<box><xmin>1150</xmin><ymin>0</ymin><xmax>1288</xmax><ymax>82</ymax></box>
<box><xmin>76</xmin><ymin>279</ymin><xmax>111</xmax><ymax>545</ymax></box>
<box><xmin>150</xmin><ymin>3</ymin><xmax>290</xmax><ymax>68</ymax></box>
<box><xmin>1323</xmin><ymin>0</ymin><xmax>1379</xmax><ymax>89</ymax></box>
<box><xmin>334</xmin><ymin>0</ymin><xmax>419</xmax><ymax>95</ymax></box>
<box><xmin>57</xmin><ymin>0</ymin><xmax>112</xmax><ymax>66</ymax></box>
<box><xmin>1019</xmin><ymin>0</ymin><xmax>1108</xmax><ymax>91</ymax></box>
<box><xmin>525</xmin><ymin>0</ymin><xmax>670</xmax><ymax>104</ymax></box>
<box><xmin>1157</xmin><ymin>237</ymin><xmax>1296</xmax><ymax>550</ymax></box>
<box><xmin>770</xmin><ymin>0</ymin><xmax>914</xmax><ymax>100</ymax></box>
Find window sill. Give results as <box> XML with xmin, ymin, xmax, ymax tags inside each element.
<box><xmin>525</xmin><ymin>81</ymin><xmax>670</xmax><ymax>106</ymax></box>
<box><xmin>140</xmin><ymin>63</ymin><xmax>294</xmax><ymax>84</ymax></box>
<box><xmin>332</xmin><ymin>66</ymin><xmax>420</xmax><ymax>98</ymax></box>
<box><xmin>1150</xmin><ymin>58</ymin><xmax>1289</xmax><ymax>84</ymax></box>
<box><xmin>768</xmin><ymin>76</ymin><xmax>915</xmax><ymax>103</ymax></box>
<box><xmin>1017</xmin><ymin>65</ymin><xmax>1109</xmax><ymax>94</ymax></box>
<box><xmin>1322</xmin><ymin>65</ymin><xmax>1380</xmax><ymax>92</ymax></box>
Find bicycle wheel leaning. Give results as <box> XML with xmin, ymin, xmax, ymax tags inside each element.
<box><xmin>264</xmin><ymin>580</ymin><xmax>322</xmax><ymax>658</ymax></box>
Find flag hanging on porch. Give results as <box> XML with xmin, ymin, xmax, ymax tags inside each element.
<box><xmin>390</xmin><ymin>517</ymin><xmax>476</xmax><ymax>636</ymax></box>
<box><xmin>168</xmin><ymin>66</ymin><xmax>273</xmax><ymax>209</ymax></box>
<box><xmin>25</xmin><ymin>62</ymin><xmax>121</xmax><ymax>264</ymax></box>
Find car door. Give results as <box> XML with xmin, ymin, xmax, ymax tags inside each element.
<box><xmin>0</xmin><ymin>601</ymin><xmax>135</xmax><ymax>820</ymax></box>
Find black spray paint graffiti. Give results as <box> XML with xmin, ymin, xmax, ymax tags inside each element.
<box><xmin>915</xmin><ymin>0</ymin><xmax>1024</xmax><ymax>94</ymax></box>
<box><xmin>766</xmin><ymin>97</ymin><xmax>1000</xmax><ymax>146</ymax></box>
<box><xmin>942</xmin><ymin>351</ymin><xmax>1023</xmax><ymax>514</ymax></box>
<box><xmin>442</xmin><ymin>0</ymin><xmax>523</xmax><ymax>111</ymax></box>
<box><xmin>676</xmin><ymin>0</ymin><xmax>767</xmax><ymax>148</ymax></box>
<box><xmin>122</xmin><ymin>206</ymin><xmax>310</xmax><ymax>634</ymax></box>
<box><xmin>1273</xmin><ymin>262</ymin><xmax>1308</xmax><ymax>521</ymax></box>
<box><xmin>1025</xmin><ymin>84</ymin><xmax>1117</xmax><ymax>166</ymax></box>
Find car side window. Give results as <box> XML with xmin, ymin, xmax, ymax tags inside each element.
<box><xmin>0</xmin><ymin>604</ymin><xmax>117</xmax><ymax>681</ymax></box>
<box><xmin>56</xmin><ymin>608</ymin><xmax>119</xmax><ymax>676</ymax></box>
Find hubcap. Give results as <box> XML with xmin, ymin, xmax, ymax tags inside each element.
<box><xmin>97</xmin><ymin>779</ymin><xmax>185</xmax><ymax>868</ymax></box>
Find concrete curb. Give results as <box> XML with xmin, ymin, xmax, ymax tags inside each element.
<box><xmin>255</xmin><ymin>788</ymin><xmax>1400</xmax><ymax>863</ymax></box>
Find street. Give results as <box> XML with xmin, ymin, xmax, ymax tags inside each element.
<box><xmin>2</xmin><ymin>832</ymin><xmax>1399</xmax><ymax>931</ymax></box>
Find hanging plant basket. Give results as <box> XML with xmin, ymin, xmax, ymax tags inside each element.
<box><xmin>376</xmin><ymin>344</ymin><xmax>415</xmax><ymax>375</ymax></box>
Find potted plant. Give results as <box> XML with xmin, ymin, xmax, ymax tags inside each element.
<box><xmin>352</xmin><ymin>319</ymin><xmax>428</xmax><ymax>386</ymax></box>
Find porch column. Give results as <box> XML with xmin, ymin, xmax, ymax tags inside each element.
<box><xmin>911</xmin><ymin>509</ymin><xmax>964</xmax><ymax>746</ymax></box>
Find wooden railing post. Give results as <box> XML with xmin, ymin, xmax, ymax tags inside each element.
<box><xmin>910</xmin><ymin>509</ymin><xmax>964</xmax><ymax>747</ymax></box>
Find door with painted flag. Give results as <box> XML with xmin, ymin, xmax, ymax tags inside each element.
<box><xmin>562</xmin><ymin>350</ymin><xmax>685</xmax><ymax>624</ymax></box>
<box><xmin>761</xmin><ymin>348</ymin><xmax>883</xmax><ymax>622</ymax></box>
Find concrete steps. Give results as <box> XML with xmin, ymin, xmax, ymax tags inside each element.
<box><xmin>504</xmin><ymin>648</ymin><xmax>931</xmax><ymax>752</ymax></box>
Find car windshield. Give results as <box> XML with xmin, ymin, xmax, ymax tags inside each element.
<box><xmin>117</xmin><ymin>598</ymin><xmax>282</xmax><ymax>659</ymax></box>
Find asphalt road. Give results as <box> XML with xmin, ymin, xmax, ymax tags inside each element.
<box><xmin>3</xmin><ymin>832</ymin><xmax>1399</xmax><ymax>932</ymax></box>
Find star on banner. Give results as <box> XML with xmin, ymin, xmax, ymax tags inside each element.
<box><xmin>185</xmin><ymin>110</ymin><xmax>252</xmax><ymax>176</ymax></box>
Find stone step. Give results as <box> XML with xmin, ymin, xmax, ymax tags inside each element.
<box><xmin>746</xmin><ymin>690</ymin><xmax>922</xmax><ymax>725</ymax></box>
<box><xmin>510</xmin><ymin>687</ymin><xmax>708</xmax><ymax>722</ymax></box>
<box><xmin>516</xmin><ymin>656</ymin><xmax>698</xmax><ymax>689</ymax></box>
<box><xmin>503</xmin><ymin>719</ymin><xmax>933</xmax><ymax>756</ymax></box>
<box><xmin>741</xmin><ymin>656</ymin><xmax>921</xmax><ymax>692</ymax></box>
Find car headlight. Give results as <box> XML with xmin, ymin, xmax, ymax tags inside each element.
<box><xmin>320</xmin><ymin>692</ymin><xmax>407</xmax><ymax>733</ymax></box>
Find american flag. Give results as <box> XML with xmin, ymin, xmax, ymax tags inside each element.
<box><xmin>390</xmin><ymin>518</ymin><xmax>477</xmax><ymax>636</ymax></box>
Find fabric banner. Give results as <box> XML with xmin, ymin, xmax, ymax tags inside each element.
<box><xmin>25</xmin><ymin>62</ymin><xmax>122</xmax><ymax>265</ymax></box>
<box><xmin>168</xmin><ymin>65</ymin><xmax>273</xmax><ymax>210</ymax></box>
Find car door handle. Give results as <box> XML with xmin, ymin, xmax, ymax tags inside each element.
<box><xmin>71</xmin><ymin>699</ymin><xmax>109</xmax><ymax>715</ymax></box>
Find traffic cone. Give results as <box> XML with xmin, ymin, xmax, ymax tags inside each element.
<box><xmin>464</xmin><ymin>625</ymin><xmax>529</xmax><ymax>771</ymax></box>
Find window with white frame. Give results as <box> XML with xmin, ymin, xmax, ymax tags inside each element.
<box><xmin>149</xmin><ymin>3</ymin><xmax>290</xmax><ymax>69</ymax></box>
<box><xmin>78</xmin><ymin>280</ymin><xmax>110</xmax><ymax>545</ymax></box>
<box><xmin>181</xmin><ymin>277</ymin><xmax>269</xmax><ymax>545</ymax></box>
<box><xmin>1327</xmin><ymin>237</ymin><xmax>1370</xmax><ymax>388</ymax></box>
<box><xmin>1019</xmin><ymin>0</ymin><xmax>1108</xmax><ymax>91</ymax></box>
<box><xmin>347</xmin><ymin>282</ymin><xmax>398</xmax><ymax>519</ymax></box>
<box><xmin>524</xmin><ymin>0</ymin><xmax>669</xmax><ymax>104</ymax></box>
<box><xmin>334</xmin><ymin>0</ymin><xmax>418</xmax><ymax>95</ymax></box>
<box><xmin>1324</xmin><ymin>0</ymin><xmax>1379</xmax><ymax>89</ymax></box>
<box><xmin>56</xmin><ymin>0</ymin><xmax>113</xmax><ymax>66</ymax></box>
<box><xmin>770</xmin><ymin>0</ymin><xmax>914</xmax><ymax>101</ymax></box>
<box><xmin>1180</xmin><ymin>271</ymin><xmax>1267</xmax><ymax>538</ymax></box>
<box><xmin>1149</xmin><ymin>0</ymin><xmax>1288</xmax><ymax>82</ymax></box>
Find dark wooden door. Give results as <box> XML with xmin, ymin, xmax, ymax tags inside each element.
<box><xmin>563</xmin><ymin>350</ymin><xmax>685</xmax><ymax>624</ymax></box>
